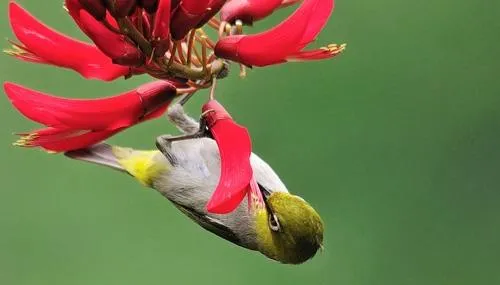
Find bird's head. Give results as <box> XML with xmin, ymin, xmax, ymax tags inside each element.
<box><xmin>254</xmin><ymin>191</ymin><xmax>324</xmax><ymax>264</ymax></box>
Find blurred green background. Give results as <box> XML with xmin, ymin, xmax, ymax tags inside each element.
<box><xmin>1</xmin><ymin>0</ymin><xmax>499</xmax><ymax>284</ymax></box>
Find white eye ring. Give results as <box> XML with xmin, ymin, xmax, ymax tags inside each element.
<box><xmin>269</xmin><ymin>213</ymin><xmax>281</xmax><ymax>232</ymax></box>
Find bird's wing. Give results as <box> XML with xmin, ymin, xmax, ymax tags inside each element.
<box><xmin>171</xmin><ymin>201</ymin><xmax>244</xmax><ymax>247</ymax></box>
<box><xmin>250</xmin><ymin>153</ymin><xmax>289</xmax><ymax>193</ymax></box>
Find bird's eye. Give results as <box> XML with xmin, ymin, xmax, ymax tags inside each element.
<box><xmin>269</xmin><ymin>213</ymin><xmax>281</xmax><ymax>232</ymax></box>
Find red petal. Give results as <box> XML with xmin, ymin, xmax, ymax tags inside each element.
<box><xmin>152</xmin><ymin>0</ymin><xmax>171</xmax><ymax>39</ymax></box>
<box><xmin>170</xmin><ymin>0</ymin><xmax>210</xmax><ymax>40</ymax></box>
<box><xmin>26</xmin><ymin>128</ymin><xmax>123</xmax><ymax>152</ymax></box>
<box><xmin>296</xmin><ymin>0</ymin><xmax>333</xmax><ymax>49</ymax></box>
<box><xmin>8</xmin><ymin>2</ymin><xmax>131</xmax><ymax>81</ymax></box>
<box><xmin>13</xmin><ymin>100</ymin><xmax>169</xmax><ymax>153</ymax></box>
<box><xmin>203</xmin><ymin>100</ymin><xmax>253</xmax><ymax>214</ymax></box>
<box><xmin>220</xmin><ymin>0</ymin><xmax>282</xmax><ymax>24</ymax></box>
<box><xmin>151</xmin><ymin>0</ymin><xmax>171</xmax><ymax>57</ymax></box>
<box><xmin>78</xmin><ymin>10</ymin><xmax>144</xmax><ymax>66</ymax></box>
<box><xmin>9</xmin><ymin>82</ymin><xmax>176</xmax><ymax>153</ymax></box>
<box><xmin>215</xmin><ymin>0</ymin><xmax>334</xmax><ymax>67</ymax></box>
<box><xmin>196</xmin><ymin>0</ymin><xmax>227</xmax><ymax>28</ymax></box>
<box><xmin>4</xmin><ymin>81</ymin><xmax>177</xmax><ymax>131</ymax></box>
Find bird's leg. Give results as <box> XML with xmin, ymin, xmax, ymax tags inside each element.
<box><xmin>155</xmin><ymin>135</ymin><xmax>180</xmax><ymax>165</ymax></box>
<box><xmin>167</xmin><ymin>102</ymin><xmax>200</xmax><ymax>135</ymax></box>
<box><xmin>156</xmin><ymin>114</ymin><xmax>208</xmax><ymax>148</ymax></box>
<box><xmin>166</xmin><ymin>92</ymin><xmax>212</xmax><ymax>139</ymax></box>
<box><xmin>155</xmin><ymin>123</ymin><xmax>210</xmax><ymax>163</ymax></box>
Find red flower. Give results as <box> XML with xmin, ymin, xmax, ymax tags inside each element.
<box><xmin>66</xmin><ymin>0</ymin><xmax>145</xmax><ymax>67</ymax></box>
<box><xmin>7</xmin><ymin>2</ymin><xmax>132</xmax><ymax>81</ymax></box>
<box><xmin>3</xmin><ymin>0</ymin><xmax>345</xmax><ymax>214</ymax></box>
<box><xmin>202</xmin><ymin>100</ymin><xmax>254</xmax><ymax>214</ymax></box>
<box><xmin>215</xmin><ymin>0</ymin><xmax>345</xmax><ymax>67</ymax></box>
<box><xmin>7</xmin><ymin>0</ymin><xmax>344</xmax><ymax>81</ymax></box>
<box><xmin>4</xmin><ymin>81</ymin><xmax>179</xmax><ymax>152</ymax></box>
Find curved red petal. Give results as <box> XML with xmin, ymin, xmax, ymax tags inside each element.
<box><xmin>4</xmin><ymin>81</ymin><xmax>177</xmax><ymax>131</ymax></box>
<box><xmin>150</xmin><ymin>0</ymin><xmax>171</xmax><ymax>57</ymax></box>
<box><xmin>170</xmin><ymin>0</ymin><xmax>210</xmax><ymax>40</ymax></box>
<box><xmin>14</xmin><ymin>102</ymin><xmax>170</xmax><ymax>153</ymax></box>
<box><xmin>179</xmin><ymin>0</ymin><xmax>210</xmax><ymax>14</ymax></box>
<box><xmin>203</xmin><ymin>100</ymin><xmax>253</xmax><ymax>214</ymax></box>
<box><xmin>8</xmin><ymin>2</ymin><xmax>131</xmax><ymax>81</ymax></box>
<box><xmin>296</xmin><ymin>0</ymin><xmax>333</xmax><ymax>49</ymax></box>
<box><xmin>196</xmin><ymin>0</ymin><xmax>227</xmax><ymax>28</ymax></box>
<box><xmin>152</xmin><ymin>0</ymin><xmax>171</xmax><ymax>39</ymax></box>
<box><xmin>215</xmin><ymin>0</ymin><xmax>333</xmax><ymax>67</ymax></box>
<box><xmin>78</xmin><ymin>10</ymin><xmax>144</xmax><ymax>66</ymax></box>
<box><xmin>24</xmin><ymin>128</ymin><xmax>122</xmax><ymax>152</ymax></box>
<box><xmin>205</xmin><ymin>120</ymin><xmax>253</xmax><ymax>214</ymax></box>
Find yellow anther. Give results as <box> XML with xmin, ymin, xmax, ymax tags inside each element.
<box><xmin>4</xmin><ymin>45</ymin><xmax>23</xmax><ymax>56</ymax></box>
<box><xmin>235</xmin><ymin>20</ymin><xmax>243</xmax><ymax>34</ymax></box>
<box><xmin>224</xmin><ymin>23</ymin><xmax>231</xmax><ymax>35</ymax></box>
<box><xmin>239</xmin><ymin>64</ymin><xmax>247</xmax><ymax>78</ymax></box>
<box><xmin>12</xmin><ymin>133</ymin><xmax>39</xmax><ymax>148</ymax></box>
<box><xmin>323</xmin><ymin>43</ymin><xmax>347</xmax><ymax>54</ymax></box>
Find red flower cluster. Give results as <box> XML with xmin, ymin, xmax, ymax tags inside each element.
<box><xmin>3</xmin><ymin>0</ymin><xmax>345</xmax><ymax>213</ymax></box>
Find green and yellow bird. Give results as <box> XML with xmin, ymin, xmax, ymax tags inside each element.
<box><xmin>65</xmin><ymin>104</ymin><xmax>324</xmax><ymax>264</ymax></box>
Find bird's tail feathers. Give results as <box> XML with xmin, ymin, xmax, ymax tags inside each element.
<box><xmin>65</xmin><ymin>143</ymin><xmax>167</xmax><ymax>187</ymax></box>
<box><xmin>64</xmin><ymin>143</ymin><xmax>125</xmax><ymax>172</ymax></box>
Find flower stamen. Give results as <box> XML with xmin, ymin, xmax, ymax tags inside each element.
<box><xmin>186</xmin><ymin>29</ymin><xmax>196</xmax><ymax>67</ymax></box>
<box><xmin>176</xmin><ymin>41</ymin><xmax>187</xmax><ymax>65</ymax></box>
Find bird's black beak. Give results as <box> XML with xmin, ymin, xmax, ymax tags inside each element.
<box><xmin>258</xmin><ymin>183</ymin><xmax>272</xmax><ymax>200</ymax></box>
<box><xmin>258</xmin><ymin>184</ymin><xmax>282</xmax><ymax>232</ymax></box>
<box><xmin>258</xmin><ymin>183</ymin><xmax>275</xmax><ymax>214</ymax></box>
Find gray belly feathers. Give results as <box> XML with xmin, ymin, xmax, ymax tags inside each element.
<box><xmin>152</xmin><ymin>138</ymin><xmax>258</xmax><ymax>250</ymax></box>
